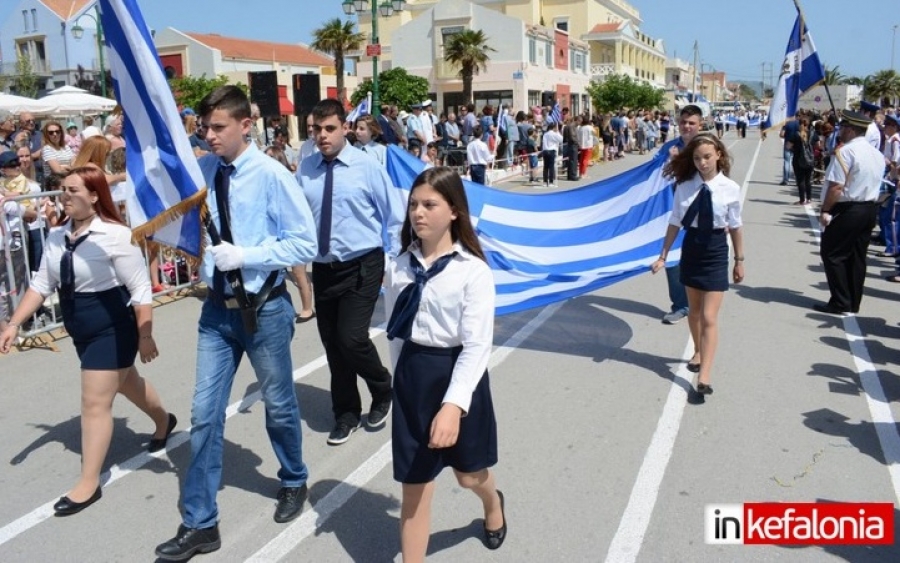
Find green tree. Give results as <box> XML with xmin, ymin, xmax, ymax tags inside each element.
<box><xmin>351</xmin><ymin>67</ymin><xmax>429</xmax><ymax>110</ymax></box>
<box><xmin>823</xmin><ymin>65</ymin><xmax>847</xmax><ymax>86</ymax></box>
<box><xmin>14</xmin><ymin>54</ymin><xmax>40</xmax><ymax>98</ymax></box>
<box><xmin>863</xmin><ymin>69</ymin><xmax>900</xmax><ymax>107</ymax></box>
<box><xmin>587</xmin><ymin>74</ymin><xmax>665</xmax><ymax>113</ymax></box>
<box><xmin>737</xmin><ymin>84</ymin><xmax>758</xmax><ymax>102</ymax></box>
<box><xmin>311</xmin><ymin>18</ymin><xmax>364</xmax><ymax>105</ymax></box>
<box><xmin>443</xmin><ymin>29</ymin><xmax>495</xmax><ymax>104</ymax></box>
<box><xmin>167</xmin><ymin>74</ymin><xmax>245</xmax><ymax>112</ymax></box>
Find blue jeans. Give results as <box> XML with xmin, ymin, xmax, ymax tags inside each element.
<box><xmin>182</xmin><ymin>294</ymin><xmax>306</xmax><ymax>529</ymax></box>
<box><xmin>782</xmin><ymin>148</ymin><xmax>793</xmax><ymax>183</ymax></box>
<box><xmin>666</xmin><ymin>264</ymin><xmax>689</xmax><ymax>313</ymax></box>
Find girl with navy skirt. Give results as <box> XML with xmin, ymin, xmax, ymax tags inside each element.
<box><xmin>651</xmin><ymin>135</ymin><xmax>745</xmax><ymax>396</ymax></box>
<box><xmin>385</xmin><ymin>167</ymin><xmax>506</xmax><ymax>560</ymax></box>
<box><xmin>0</xmin><ymin>167</ymin><xmax>176</xmax><ymax>516</ymax></box>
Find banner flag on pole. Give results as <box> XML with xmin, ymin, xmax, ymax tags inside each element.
<box><xmin>99</xmin><ymin>0</ymin><xmax>207</xmax><ymax>258</ymax></box>
<box><xmin>763</xmin><ymin>13</ymin><xmax>826</xmax><ymax>131</ymax></box>
<box><xmin>384</xmin><ymin>144</ymin><xmax>681</xmax><ymax>316</ymax></box>
<box><xmin>346</xmin><ymin>96</ymin><xmax>370</xmax><ymax>123</ymax></box>
<box><xmin>547</xmin><ymin>102</ymin><xmax>562</xmax><ymax>125</ymax></box>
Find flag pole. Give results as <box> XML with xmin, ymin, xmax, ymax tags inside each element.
<box><xmin>793</xmin><ymin>0</ymin><xmax>836</xmax><ymax>114</ymax></box>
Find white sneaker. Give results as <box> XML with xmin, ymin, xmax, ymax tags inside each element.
<box><xmin>548</xmin><ymin>183</ymin><xmax>558</xmax><ymax>188</ymax></box>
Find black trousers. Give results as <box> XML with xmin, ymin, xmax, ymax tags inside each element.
<box><xmin>820</xmin><ymin>202</ymin><xmax>878</xmax><ymax>312</ymax></box>
<box><xmin>563</xmin><ymin>142</ymin><xmax>578</xmax><ymax>180</ymax></box>
<box><xmin>793</xmin><ymin>164</ymin><xmax>813</xmax><ymax>202</ymax></box>
<box><xmin>312</xmin><ymin>248</ymin><xmax>392</xmax><ymax>423</ymax></box>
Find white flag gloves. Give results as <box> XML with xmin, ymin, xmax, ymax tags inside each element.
<box><xmin>209</xmin><ymin>241</ymin><xmax>244</xmax><ymax>271</ymax></box>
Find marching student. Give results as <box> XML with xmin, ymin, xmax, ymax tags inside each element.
<box><xmin>385</xmin><ymin>167</ymin><xmax>506</xmax><ymax>561</ymax></box>
<box><xmin>651</xmin><ymin>134</ymin><xmax>745</xmax><ymax>396</ymax></box>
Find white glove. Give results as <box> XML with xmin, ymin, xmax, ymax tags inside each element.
<box><xmin>209</xmin><ymin>241</ymin><xmax>244</xmax><ymax>271</ymax></box>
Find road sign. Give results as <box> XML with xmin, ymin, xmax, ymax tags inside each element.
<box><xmin>366</xmin><ymin>44</ymin><xmax>382</xmax><ymax>57</ymax></box>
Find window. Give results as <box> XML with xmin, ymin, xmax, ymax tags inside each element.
<box><xmin>22</xmin><ymin>10</ymin><xmax>28</xmax><ymax>32</ymax></box>
<box><xmin>31</xmin><ymin>9</ymin><xmax>37</xmax><ymax>31</ymax></box>
<box><xmin>16</xmin><ymin>39</ymin><xmax>47</xmax><ymax>74</ymax></box>
<box><xmin>554</xmin><ymin>18</ymin><xmax>569</xmax><ymax>33</ymax></box>
<box><xmin>528</xmin><ymin>90</ymin><xmax>541</xmax><ymax>109</ymax></box>
<box><xmin>545</xmin><ymin>41</ymin><xmax>552</xmax><ymax>67</ymax></box>
<box><xmin>529</xmin><ymin>38</ymin><xmax>536</xmax><ymax>64</ymax></box>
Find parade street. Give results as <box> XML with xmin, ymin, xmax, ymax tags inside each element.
<box><xmin>1</xmin><ymin>131</ymin><xmax>899</xmax><ymax>562</ymax></box>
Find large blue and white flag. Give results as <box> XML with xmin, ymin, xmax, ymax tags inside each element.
<box><xmin>99</xmin><ymin>0</ymin><xmax>206</xmax><ymax>257</ymax></box>
<box><xmin>385</xmin><ymin>145</ymin><xmax>680</xmax><ymax>316</ymax></box>
<box><xmin>346</xmin><ymin>96</ymin><xmax>370</xmax><ymax>123</ymax></box>
<box><xmin>764</xmin><ymin>14</ymin><xmax>825</xmax><ymax>131</ymax></box>
<box><xmin>547</xmin><ymin>102</ymin><xmax>562</xmax><ymax>125</ymax></box>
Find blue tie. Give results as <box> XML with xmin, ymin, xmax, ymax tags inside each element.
<box><xmin>59</xmin><ymin>233</ymin><xmax>89</xmax><ymax>299</ymax></box>
<box><xmin>681</xmin><ymin>183</ymin><xmax>713</xmax><ymax>244</ymax></box>
<box><xmin>319</xmin><ymin>159</ymin><xmax>336</xmax><ymax>257</ymax></box>
<box><xmin>213</xmin><ymin>164</ymin><xmax>235</xmax><ymax>295</ymax></box>
<box><xmin>387</xmin><ymin>252</ymin><xmax>457</xmax><ymax>341</ymax></box>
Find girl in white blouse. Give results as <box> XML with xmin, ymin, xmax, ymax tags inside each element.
<box><xmin>0</xmin><ymin>167</ymin><xmax>175</xmax><ymax>516</ymax></box>
<box><xmin>385</xmin><ymin>167</ymin><xmax>506</xmax><ymax>559</ymax></box>
<box><xmin>651</xmin><ymin>134</ymin><xmax>744</xmax><ymax>396</ymax></box>
<box><xmin>354</xmin><ymin>115</ymin><xmax>387</xmax><ymax>167</ymax></box>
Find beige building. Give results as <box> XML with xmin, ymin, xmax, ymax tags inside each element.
<box><xmin>352</xmin><ymin>0</ymin><xmax>667</xmax><ymax>92</ymax></box>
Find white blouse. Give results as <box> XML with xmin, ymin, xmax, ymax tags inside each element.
<box><xmin>384</xmin><ymin>242</ymin><xmax>495</xmax><ymax>413</ymax></box>
<box><xmin>669</xmin><ymin>172</ymin><xmax>742</xmax><ymax>230</ymax></box>
<box><xmin>31</xmin><ymin>217</ymin><xmax>152</xmax><ymax>305</ymax></box>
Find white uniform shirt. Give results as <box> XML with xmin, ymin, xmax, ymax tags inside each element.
<box><xmin>30</xmin><ymin>216</ymin><xmax>152</xmax><ymax>305</ymax></box>
<box><xmin>541</xmin><ymin>129</ymin><xmax>563</xmax><ymax>152</ymax></box>
<box><xmin>883</xmin><ymin>132</ymin><xmax>900</xmax><ymax>165</ymax></box>
<box><xmin>358</xmin><ymin>141</ymin><xmax>387</xmax><ymax>167</ymax></box>
<box><xmin>669</xmin><ymin>172</ymin><xmax>743</xmax><ymax>230</ymax></box>
<box><xmin>865</xmin><ymin>121</ymin><xmax>881</xmax><ymax>150</ymax></box>
<box><xmin>466</xmin><ymin>139</ymin><xmax>494</xmax><ymax>166</ymax></box>
<box><xmin>825</xmin><ymin>136</ymin><xmax>885</xmax><ymax>202</ymax></box>
<box><xmin>385</xmin><ymin>242</ymin><xmax>494</xmax><ymax>413</ymax></box>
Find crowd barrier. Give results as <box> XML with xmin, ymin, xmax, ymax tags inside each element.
<box><xmin>1</xmin><ymin>190</ymin><xmax>197</xmax><ymax>346</ymax></box>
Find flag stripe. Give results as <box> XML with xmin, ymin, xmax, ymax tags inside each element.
<box><xmin>764</xmin><ymin>14</ymin><xmax>826</xmax><ymax>131</ymax></box>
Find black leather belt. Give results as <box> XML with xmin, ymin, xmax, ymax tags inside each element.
<box><xmin>208</xmin><ymin>283</ymin><xmax>286</xmax><ymax>309</ymax></box>
<box><xmin>318</xmin><ymin>248</ymin><xmax>381</xmax><ymax>269</ymax></box>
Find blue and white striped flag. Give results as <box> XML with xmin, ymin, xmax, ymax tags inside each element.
<box><xmin>763</xmin><ymin>14</ymin><xmax>825</xmax><ymax>131</ymax></box>
<box><xmin>385</xmin><ymin>145</ymin><xmax>680</xmax><ymax>316</ymax></box>
<box><xmin>346</xmin><ymin>96</ymin><xmax>370</xmax><ymax>123</ymax></box>
<box><xmin>99</xmin><ymin>0</ymin><xmax>206</xmax><ymax>257</ymax></box>
<box><xmin>547</xmin><ymin>102</ymin><xmax>562</xmax><ymax>125</ymax></box>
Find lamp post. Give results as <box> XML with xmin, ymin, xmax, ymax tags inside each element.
<box><xmin>892</xmin><ymin>24</ymin><xmax>898</xmax><ymax>71</ymax></box>
<box><xmin>342</xmin><ymin>0</ymin><xmax>405</xmax><ymax>117</ymax></box>
<box><xmin>70</xmin><ymin>3</ymin><xmax>107</xmax><ymax>99</ymax></box>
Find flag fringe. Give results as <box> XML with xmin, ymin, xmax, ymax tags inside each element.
<box><xmin>131</xmin><ymin>187</ymin><xmax>208</xmax><ymax>264</ymax></box>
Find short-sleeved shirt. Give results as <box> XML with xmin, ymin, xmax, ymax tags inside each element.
<box><xmin>670</xmin><ymin>172</ymin><xmax>742</xmax><ymax>230</ymax></box>
<box><xmin>824</xmin><ymin>136</ymin><xmax>885</xmax><ymax>202</ymax></box>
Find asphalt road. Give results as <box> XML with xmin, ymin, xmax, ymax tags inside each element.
<box><xmin>1</xmin><ymin>131</ymin><xmax>899</xmax><ymax>562</ymax></box>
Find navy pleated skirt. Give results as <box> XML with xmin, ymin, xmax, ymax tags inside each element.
<box><xmin>680</xmin><ymin>228</ymin><xmax>729</xmax><ymax>292</ymax></box>
<box><xmin>392</xmin><ymin>341</ymin><xmax>498</xmax><ymax>484</ymax></box>
<box><xmin>61</xmin><ymin>286</ymin><xmax>138</xmax><ymax>370</ymax></box>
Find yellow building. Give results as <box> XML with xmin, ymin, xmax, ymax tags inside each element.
<box><xmin>352</xmin><ymin>0</ymin><xmax>666</xmax><ymax>88</ymax></box>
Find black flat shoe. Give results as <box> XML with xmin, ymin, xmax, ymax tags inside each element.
<box><xmin>697</xmin><ymin>383</ymin><xmax>714</xmax><ymax>395</ymax></box>
<box><xmin>687</xmin><ymin>362</ymin><xmax>701</xmax><ymax>373</ymax></box>
<box><xmin>54</xmin><ymin>486</ymin><xmax>102</xmax><ymax>516</ymax></box>
<box><xmin>295</xmin><ymin>312</ymin><xmax>316</xmax><ymax>324</ymax></box>
<box><xmin>813</xmin><ymin>303</ymin><xmax>848</xmax><ymax>315</ymax></box>
<box><xmin>484</xmin><ymin>490</ymin><xmax>507</xmax><ymax>550</ymax></box>
<box><xmin>148</xmin><ymin>413</ymin><xmax>177</xmax><ymax>453</ymax></box>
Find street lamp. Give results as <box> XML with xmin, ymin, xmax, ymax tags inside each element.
<box><xmin>71</xmin><ymin>3</ymin><xmax>107</xmax><ymax>99</ymax></box>
<box><xmin>892</xmin><ymin>24</ymin><xmax>898</xmax><ymax>71</ymax></box>
<box><xmin>342</xmin><ymin>0</ymin><xmax>405</xmax><ymax>117</ymax></box>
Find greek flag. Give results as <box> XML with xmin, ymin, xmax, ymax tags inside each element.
<box><xmin>763</xmin><ymin>14</ymin><xmax>825</xmax><ymax>131</ymax></box>
<box><xmin>99</xmin><ymin>0</ymin><xmax>206</xmax><ymax>257</ymax></box>
<box><xmin>547</xmin><ymin>102</ymin><xmax>562</xmax><ymax>124</ymax></box>
<box><xmin>347</xmin><ymin>97</ymin><xmax>370</xmax><ymax>123</ymax></box>
<box><xmin>385</xmin><ymin>145</ymin><xmax>680</xmax><ymax>316</ymax></box>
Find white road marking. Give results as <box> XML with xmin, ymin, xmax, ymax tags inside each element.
<box><xmin>0</xmin><ymin>327</ymin><xmax>381</xmax><ymax>547</ymax></box>
<box><xmin>247</xmin><ymin>302</ymin><xmax>565</xmax><ymax>562</ymax></box>
<box><xmin>604</xmin><ymin>138</ymin><xmax>760</xmax><ymax>563</ymax></box>
<box><xmin>804</xmin><ymin>205</ymin><xmax>900</xmax><ymax>505</ymax></box>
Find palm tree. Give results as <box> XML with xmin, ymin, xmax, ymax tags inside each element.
<box><xmin>823</xmin><ymin>65</ymin><xmax>847</xmax><ymax>86</ymax></box>
<box><xmin>443</xmin><ymin>30</ymin><xmax>496</xmax><ymax>104</ymax></box>
<box><xmin>311</xmin><ymin>18</ymin><xmax>364</xmax><ymax>105</ymax></box>
<box><xmin>864</xmin><ymin>69</ymin><xmax>900</xmax><ymax>107</ymax></box>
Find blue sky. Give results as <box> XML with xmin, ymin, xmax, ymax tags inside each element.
<box><xmin>138</xmin><ymin>0</ymin><xmax>898</xmax><ymax>84</ymax></box>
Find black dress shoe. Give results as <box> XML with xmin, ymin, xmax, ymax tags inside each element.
<box><xmin>687</xmin><ymin>362</ymin><xmax>701</xmax><ymax>373</ymax></box>
<box><xmin>813</xmin><ymin>303</ymin><xmax>848</xmax><ymax>315</ymax></box>
<box><xmin>53</xmin><ymin>486</ymin><xmax>102</xmax><ymax>516</ymax></box>
<box><xmin>484</xmin><ymin>489</ymin><xmax>507</xmax><ymax>550</ymax></box>
<box><xmin>155</xmin><ymin>524</ymin><xmax>221</xmax><ymax>561</ymax></box>
<box><xmin>697</xmin><ymin>383</ymin><xmax>714</xmax><ymax>395</ymax></box>
<box><xmin>274</xmin><ymin>484</ymin><xmax>308</xmax><ymax>523</ymax></box>
<box><xmin>148</xmin><ymin>413</ymin><xmax>178</xmax><ymax>453</ymax></box>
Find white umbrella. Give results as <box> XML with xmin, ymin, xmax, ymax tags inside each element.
<box><xmin>0</xmin><ymin>93</ymin><xmax>57</xmax><ymax>115</ymax></box>
<box><xmin>39</xmin><ymin>85</ymin><xmax>118</xmax><ymax>114</ymax></box>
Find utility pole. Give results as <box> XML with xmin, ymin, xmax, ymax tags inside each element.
<box><xmin>691</xmin><ymin>40</ymin><xmax>698</xmax><ymax>103</ymax></box>
<box><xmin>892</xmin><ymin>24</ymin><xmax>898</xmax><ymax>71</ymax></box>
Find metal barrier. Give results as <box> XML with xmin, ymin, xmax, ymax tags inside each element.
<box><xmin>1</xmin><ymin>190</ymin><xmax>198</xmax><ymax>347</ymax></box>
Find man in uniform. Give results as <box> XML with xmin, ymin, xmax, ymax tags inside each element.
<box><xmin>815</xmin><ymin>110</ymin><xmax>885</xmax><ymax>314</ymax></box>
<box><xmin>860</xmin><ymin>100</ymin><xmax>883</xmax><ymax>150</ymax></box>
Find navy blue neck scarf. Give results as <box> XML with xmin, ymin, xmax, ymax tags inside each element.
<box><xmin>682</xmin><ymin>183</ymin><xmax>713</xmax><ymax>243</ymax></box>
<box><xmin>59</xmin><ymin>232</ymin><xmax>90</xmax><ymax>299</ymax></box>
<box><xmin>386</xmin><ymin>251</ymin><xmax>457</xmax><ymax>341</ymax></box>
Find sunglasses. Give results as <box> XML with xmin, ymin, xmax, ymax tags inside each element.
<box><xmin>2</xmin><ymin>163</ymin><xmax>21</xmax><ymax>168</ymax></box>
<box><xmin>47</xmin><ymin>130</ymin><xmax>61</xmax><ymax>134</ymax></box>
